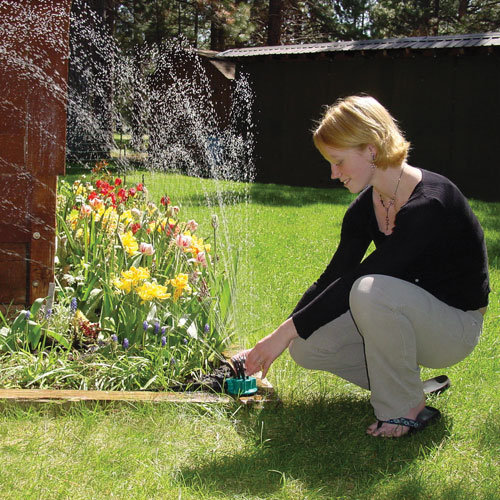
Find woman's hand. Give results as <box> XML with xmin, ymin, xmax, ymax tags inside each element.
<box><xmin>233</xmin><ymin>318</ymin><xmax>299</xmax><ymax>379</ymax></box>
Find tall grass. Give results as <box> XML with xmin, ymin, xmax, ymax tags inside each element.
<box><xmin>1</xmin><ymin>172</ymin><xmax>498</xmax><ymax>499</ymax></box>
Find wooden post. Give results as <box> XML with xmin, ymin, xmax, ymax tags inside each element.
<box><xmin>0</xmin><ymin>0</ymin><xmax>71</xmax><ymax>308</ymax></box>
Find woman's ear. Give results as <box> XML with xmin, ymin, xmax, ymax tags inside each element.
<box><xmin>367</xmin><ymin>144</ymin><xmax>376</xmax><ymax>159</ymax></box>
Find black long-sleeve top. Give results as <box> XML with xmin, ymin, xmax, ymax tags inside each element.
<box><xmin>291</xmin><ymin>169</ymin><xmax>490</xmax><ymax>340</ymax></box>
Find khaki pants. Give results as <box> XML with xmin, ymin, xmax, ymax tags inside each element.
<box><xmin>289</xmin><ymin>275</ymin><xmax>484</xmax><ymax>420</ymax></box>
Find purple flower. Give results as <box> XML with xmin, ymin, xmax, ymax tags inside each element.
<box><xmin>160</xmin><ymin>326</ymin><xmax>166</xmax><ymax>335</ymax></box>
<box><xmin>204</xmin><ymin>324</ymin><xmax>210</xmax><ymax>333</ymax></box>
<box><xmin>170</xmin><ymin>357</ymin><xmax>176</xmax><ymax>365</ymax></box>
<box><xmin>25</xmin><ymin>311</ymin><xmax>31</xmax><ymax>320</ymax></box>
<box><xmin>45</xmin><ymin>309</ymin><xmax>52</xmax><ymax>319</ymax></box>
<box><xmin>182</xmin><ymin>338</ymin><xmax>188</xmax><ymax>345</ymax></box>
<box><xmin>143</xmin><ymin>321</ymin><xmax>149</xmax><ymax>331</ymax></box>
<box><xmin>111</xmin><ymin>334</ymin><xmax>118</xmax><ymax>342</ymax></box>
<box><xmin>161</xmin><ymin>336</ymin><xmax>166</xmax><ymax>347</ymax></box>
<box><xmin>123</xmin><ymin>338</ymin><xmax>129</xmax><ymax>349</ymax></box>
<box><xmin>154</xmin><ymin>321</ymin><xmax>160</xmax><ymax>335</ymax></box>
<box><xmin>70</xmin><ymin>298</ymin><xmax>78</xmax><ymax>313</ymax></box>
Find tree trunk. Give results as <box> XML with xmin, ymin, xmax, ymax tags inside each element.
<box><xmin>210</xmin><ymin>19</ymin><xmax>225</xmax><ymax>51</ymax></box>
<box><xmin>458</xmin><ymin>0</ymin><xmax>468</xmax><ymax>20</ymax></box>
<box><xmin>267</xmin><ymin>0</ymin><xmax>283</xmax><ymax>45</ymax></box>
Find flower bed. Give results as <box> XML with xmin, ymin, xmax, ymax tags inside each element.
<box><xmin>0</xmin><ymin>163</ymin><xmax>235</xmax><ymax>391</ymax></box>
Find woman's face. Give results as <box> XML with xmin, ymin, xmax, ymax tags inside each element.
<box><xmin>319</xmin><ymin>144</ymin><xmax>375</xmax><ymax>193</ymax></box>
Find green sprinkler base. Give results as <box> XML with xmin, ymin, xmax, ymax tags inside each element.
<box><xmin>225</xmin><ymin>377</ymin><xmax>258</xmax><ymax>396</ymax></box>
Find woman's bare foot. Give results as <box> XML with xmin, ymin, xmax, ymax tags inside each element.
<box><xmin>366</xmin><ymin>397</ymin><xmax>426</xmax><ymax>438</ymax></box>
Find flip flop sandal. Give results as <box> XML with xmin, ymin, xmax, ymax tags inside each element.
<box><xmin>376</xmin><ymin>405</ymin><xmax>441</xmax><ymax>436</ymax></box>
<box><xmin>423</xmin><ymin>375</ymin><xmax>451</xmax><ymax>395</ymax></box>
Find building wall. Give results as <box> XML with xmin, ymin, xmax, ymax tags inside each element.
<box><xmin>240</xmin><ymin>50</ymin><xmax>500</xmax><ymax>200</ymax></box>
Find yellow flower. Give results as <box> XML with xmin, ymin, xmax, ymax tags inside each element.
<box><xmin>170</xmin><ymin>273</ymin><xmax>191</xmax><ymax>302</ymax></box>
<box><xmin>120</xmin><ymin>210</ymin><xmax>134</xmax><ymax>225</ymax></box>
<box><xmin>113</xmin><ymin>266</ymin><xmax>150</xmax><ymax>294</ymax></box>
<box><xmin>187</xmin><ymin>234</ymin><xmax>209</xmax><ymax>256</ymax></box>
<box><xmin>94</xmin><ymin>206</ymin><xmax>105</xmax><ymax>222</ymax></box>
<box><xmin>101</xmin><ymin>206</ymin><xmax>118</xmax><ymax>233</ymax></box>
<box><xmin>121</xmin><ymin>266</ymin><xmax>150</xmax><ymax>284</ymax></box>
<box><xmin>135</xmin><ymin>281</ymin><xmax>171</xmax><ymax>302</ymax></box>
<box><xmin>114</xmin><ymin>277</ymin><xmax>132</xmax><ymax>294</ymax></box>
<box><xmin>67</xmin><ymin>209</ymin><xmax>79</xmax><ymax>229</ymax></box>
<box><xmin>121</xmin><ymin>231</ymin><xmax>138</xmax><ymax>255</ymax></box>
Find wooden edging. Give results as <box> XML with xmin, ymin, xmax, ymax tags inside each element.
<box><xmin>0</xmin><ymin>352</ymin><xmax>279</xmax><ymax>406</ymax></box>
<box><xmin>0</xmin><ymin>388</ymin><xmax>232</xmax><ymax>404</ymax></box>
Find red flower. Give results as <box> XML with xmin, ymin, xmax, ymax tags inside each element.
<box><xmin>136</xmin><ymin>183</ymin><xmax>144</xmax><ymax>192</ymax></box>
<box><xmin>160</xmin><ymin>195</ymin><xmax>171</xmax><ymax>206</ymax></box>
<box><xmin>117</xmin><ymin>188</ymin><xmax>127</xmax><ymax>202</ymax></box>
<box><xmin>96</xmin><ymin>179</ymin><xmax>112</xmax><ymax>196</ymax></box>
<box><xmin>129</xmin><ymin>187</ymin><xmax>136</xmax><ymax>197</ymax></box>
<box><xmin>131</xmin><ymin>222</ymin><xmax>141</xmax><ymax>235</ymax></box>
<box><xmin>88</xmin><ymin>191</ymin><xmax>97</xmax><ymax>201</ymax></box>
<box><xmin>115</xmin><ymin>178</ymin><xmax>122</xmax><ymax>186</ymax></box>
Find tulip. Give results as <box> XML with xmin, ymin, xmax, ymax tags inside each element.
<box><xmin>139</xmin><ymin>242</ymin><xmax>154</xmax><ymax>255</ymax></box>
<box><xmin>196</xmin><ymin>251</ymin><xmax>207</xmax><ymax>267</ymax></box>
<box><xmin>186</xmin><ymin>219</ymin><xmax>198</xmax><ymax>232</ymax></box>
<box><xmin>175</xmin><ymin>234</ymin><xmax>192</xmax><ymax>249</ymax></box>
<box><xmin>80</xmin><ymin>204</ymin><xmax>92</xmax><ymax>216</ymax></box>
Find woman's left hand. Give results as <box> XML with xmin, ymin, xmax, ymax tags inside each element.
<box><xmin>234</xmin><ymin>318</ymin><xmax>299</xmax><ymax>378</ymax></box>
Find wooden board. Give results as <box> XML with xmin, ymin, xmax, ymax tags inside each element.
<box><xmin>0</xmin><ymin>388</ymin><xmax>233</xmax><ymax>404</ymax></box>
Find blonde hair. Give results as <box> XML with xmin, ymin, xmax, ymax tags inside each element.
<box><xmin>313</xmin><ymin>95</ymin><xmax>410</xmax><ymax>169</ymax></box>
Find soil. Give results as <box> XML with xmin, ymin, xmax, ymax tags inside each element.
<box><xmin>171</xmin><ymin>361</ymin><xmax>236</xmax><ymax>393</ymax></box>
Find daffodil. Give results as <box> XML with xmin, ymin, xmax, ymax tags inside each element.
<box><xmin>101</xmin><ymin>206</ymin><xmax>118</xmax><ymax>233</ymax></box>
<box><xmin>120</xmin><ymin>210</ymin><xmax>134</xmax><ymax>225</ymax></box>
<box><xmin>171</xmin><ymin>273</ymin><xmax>191</xmax><ymax>302</ymax></box>
<box><xmin>136</xmin><ymin>282</ymin><xmax>171</xmax><ymax>302</ymax></box>
<box><xmin>121</xmin><ymin>231</ymin><xmax>138</xmax><ymax>255</ymax></box>
<box><xmin>113</xmin><ymin>266</ymin><xmax>150</xmax><ymax>294</ymax></box>
<box><xmin>121</xmin><ymin>266</ymin><xmax>150</xmax><ymax>284</ymax></box>
<box><xmin>67</xmin><ymin>209</ymin><xmax>79</xmax><ymax>229</ymax></box>
<box><xmin>114</xmin><ymin>277</ymin><xmax>132</xmax><ymax>294</ymax></box>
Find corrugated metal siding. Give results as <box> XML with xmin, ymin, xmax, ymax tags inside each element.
<box><xmin>218</xmin><ymin>32</ymin><xmax>500</xmax><ymax>58</ymax></box>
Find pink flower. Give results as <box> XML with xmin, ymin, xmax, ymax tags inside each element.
<box><xmin>196</xmin><ymin>251</ymin><xmax>207</xmax><ymax>267</ymax></box>
<box><xmin>80</xmin><ymin>204</ymin><xmax>92</xmax><ymax>216</ymax></box>
<box><xmin>175</xmin><ymin>234</ymin><xmax>192</xmax><ymax>249</ymax></box>
<box><xmin>139</xmin><ymin>242</ymin><xmax>154</xmax><ymax>255</ymax></box>
<box><xmin>186</xmin><ymin>219</ymin><xmax>198</xmax><ymax>232</ymax></box>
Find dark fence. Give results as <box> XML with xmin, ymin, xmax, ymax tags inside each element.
<box><xmin>238</xmin><ymin>49</ymin><xmax>500</xmax><ymax>200</ymax></box>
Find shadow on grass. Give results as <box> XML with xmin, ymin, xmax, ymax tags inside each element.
<box><xmin>176</xmin><ymin>395</ymin><xmax>450</xmax><ymax>498</ymax></box>
<box><xmin>171</xmin><ymin>182</ymin><xmax>354</xmax><ymax>209</ymax></box>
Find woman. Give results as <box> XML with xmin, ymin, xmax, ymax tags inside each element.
<box><xmin>235</xmin><ymin>95</ymin><xmax>489</xmax><ymax>438</ymax></box>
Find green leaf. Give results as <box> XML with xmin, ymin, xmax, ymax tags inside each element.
<box><xmin>146</xmin><ymin>304</ymin><xmax>157</xmax><ymax>323</ymax></box>
<box><xmin>45</xmin><ymin>329</ymin><xmax>71</xmax><ymax>349</ymax></box>
<box><xmin>10</xmin><ymin>311</ymin><xmax>28</xmax><ymax>334</ymax></box>
<box><xmin>28</xmin><ymin>323</ymin><xmax>42</xmax><ymax>349</ymax></box>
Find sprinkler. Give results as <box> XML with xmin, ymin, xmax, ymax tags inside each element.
<box><xmin>225</xmin><ymin>356</ymin><xmax>258</xmax><ymax>396</ymax></box>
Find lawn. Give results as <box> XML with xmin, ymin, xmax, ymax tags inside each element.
<box><xmin>0</xmin><ymin>171</ymin><xmax>498</xmax><ymax>500</ymax></box>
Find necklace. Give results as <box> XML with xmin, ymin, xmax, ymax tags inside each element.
<box><xmin>378</xmin><ymin>165</ymin><xmax>405</xmax><ymax>232</ymax></box>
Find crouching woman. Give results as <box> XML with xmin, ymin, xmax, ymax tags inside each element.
<box><xmin>235</xmin><ymin>95</ymin><xmax>489</xmax><ymax>438</ymax></box>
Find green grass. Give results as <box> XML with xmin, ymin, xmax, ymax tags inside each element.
<box><xmin>1</xmin><ymin>172</ymin><xmax>498</xmax><ymax>499</ymax></box>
